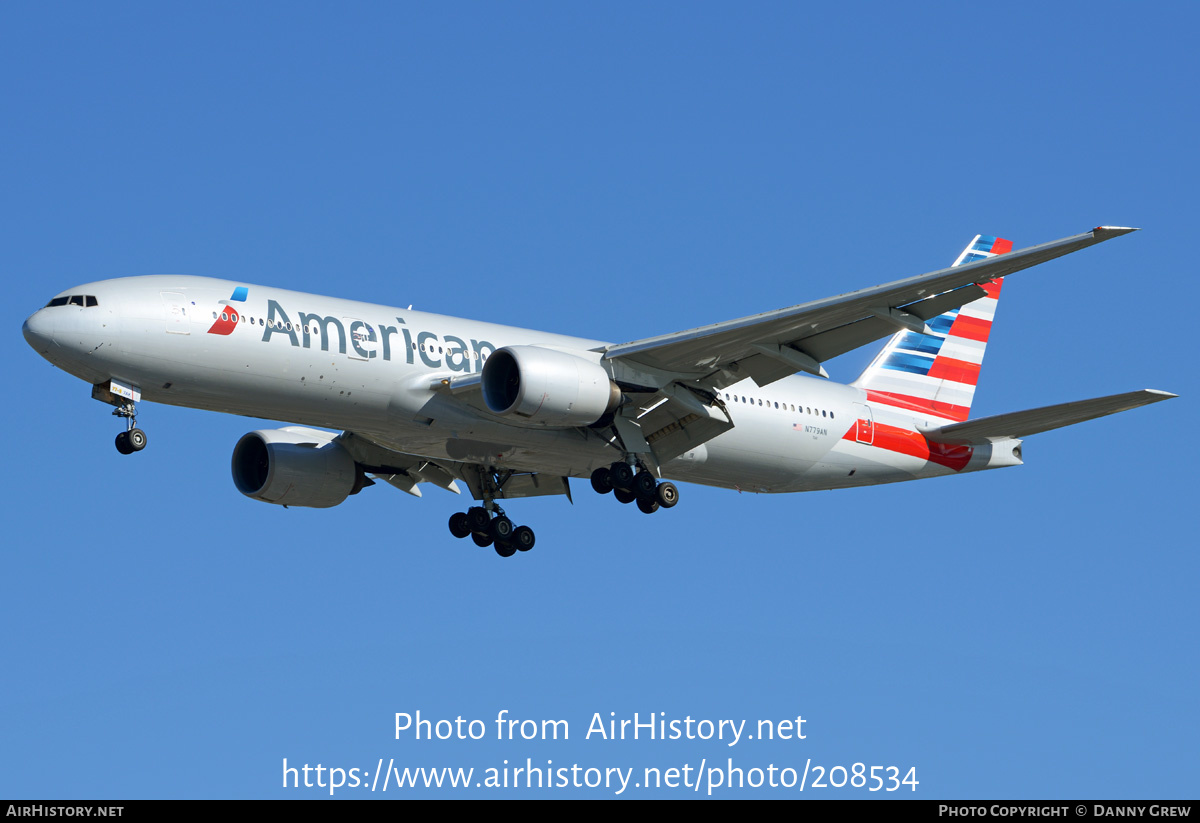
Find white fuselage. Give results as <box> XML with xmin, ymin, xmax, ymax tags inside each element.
<box><xmin>22</xmin><ymin>275</ymin><xmax>1018</xmax><ymax>497</ymax></box>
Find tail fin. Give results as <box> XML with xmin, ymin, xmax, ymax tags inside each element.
<box><xmin>852</xmin><ymin>235</ymin><xmax>1012</xmax><ymax>422</ymax></box>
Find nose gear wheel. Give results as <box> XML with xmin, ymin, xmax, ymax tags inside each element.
<box><xmin>111</xmin><ymin>401</ymin><xmax>147</xmax><ymax>455</ymax></box>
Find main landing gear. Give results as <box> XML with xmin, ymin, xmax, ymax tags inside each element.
<box><xmin>590</xmin><ymin>461</ymin><xmax>678</xmax><ymax>514</ymax></box>
<box><xmin>448</xmin><ymin>505</ymin><xmax>536</xmax><ymax>558</ymax></box>
<box><xmin>112</xmin><ymin>401</ymin><xmax>147</xmax><ymax>455</ymax></box>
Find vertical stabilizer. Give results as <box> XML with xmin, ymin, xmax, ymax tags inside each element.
<box><xmin>852</xmin><ymin>235</ymin><xmax>1011</xmax><ymax>422</ymax></box>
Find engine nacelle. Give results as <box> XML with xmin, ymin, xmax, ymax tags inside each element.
<box><xmin>231</xmin><ymin>428</ymin><xmax>358</xmax><ymax>508</ymax></box>
<box><xmin>481</xmin><ymin>345</ymin><xmax>621</xmax><ymax>427</ymax></box>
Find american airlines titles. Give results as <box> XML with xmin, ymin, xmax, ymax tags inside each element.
<box><xmin>260</xmin><ymin>299</ymin><xmax>495</xmax><ymax>372</ymax></box>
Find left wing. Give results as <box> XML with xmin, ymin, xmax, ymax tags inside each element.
<box><xmin>336</xmin><ymin>431</ymin><xmax>572</xmax><ymax>502</ymax></box>
<box><xmin>603</xmin><ymin>227</ymin><xmax>1136</xmax><ymax>390</ymax></box>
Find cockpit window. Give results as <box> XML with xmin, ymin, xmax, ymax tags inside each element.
<box><xmin>45</xmin><ymin>295</ymin><xmax>99</xmax><ymax>308</ymax></box>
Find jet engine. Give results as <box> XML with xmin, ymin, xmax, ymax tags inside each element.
<box><xmin>231</xmin><ymin>428</ymin><xmax>360</xmax><ymax>508</ymax></box>
<box><xmin>481</xmin><ymin>345</ymin><xmax>622</xmax><ymax>427</ymax></box>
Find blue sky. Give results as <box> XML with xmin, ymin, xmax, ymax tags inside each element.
<box><xmin>2</xmin><ymin>2</ymin><xmax>1195</xmax><ymax>799</ymax></box>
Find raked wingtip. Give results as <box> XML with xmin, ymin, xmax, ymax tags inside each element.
<box><xmin>1092</xmin><ymin>225</ymin><xmax>1139</xmax><ymax>239</ymax></box>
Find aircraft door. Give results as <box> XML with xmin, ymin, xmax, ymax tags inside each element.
<box><xmin>853</xmin><ymin>402</ymin><xmax>874</xmax><ymax>445</ymax></box>
<box><xmin>160</xmin><ymin>292</ymin><xmax>191</xmax><ymax>334</ymax></box>
<box><xmin>344</xmin><ymin>317</ymin><xmax>377</xmax><ymax>361</ymax></box>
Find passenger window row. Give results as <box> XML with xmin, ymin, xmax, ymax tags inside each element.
<box><xmin>214</xmin><ymin>311</ymin><xmax>260</xmax><ymax>325</ymax></box>
<box><xmin>722</xmin><ymin>392</ymin><xmax>835</xmax><ymax>419</ymax></box>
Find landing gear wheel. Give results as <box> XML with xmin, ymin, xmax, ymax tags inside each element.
<box><xmin>655</xmin><ymin>481</ymin><xmax>679</xmax><ymax>509</ymax></box>
<box><xmin>448</xmin><ymin>512</ymin><xmax>471</xmax><ymax>539</ymax></box>
<box><xmin>633</xmin><ymin>471</ymin><xmax>657</xmax><ymax>499</ymax></box>
<box><xmin>466</xmin><ymin>507</ymin><xmax>490</xmax><ymax>534</ymax></box>
<box><xmin>127</xmin><ymin>428</ymin><xmax>147</xmax><ymax>452</ymax></box>
<box><xmin>491</xmin><ymin>516</ymin><xmax>514</xmax><ymax>542</ymax></box>
<box><xmin>494</xmin><ymin>540</ymin><xmax>517</xmax><ymax>558</ymax></box>
<box><xmin>513</xmin><ymin>526</ymin><xmax>535</xmax><ymax>552</ymax></box>
<box><xmin>590</xmin><ymin>467</ymin><xmax>613</xmax><ymax>495</ymax></box>
<box><xmin>637</xmin><ymin>497</ymin><xmax>660</xmax><ymax>514</ymax></box>
<box><xmin>614</xmin><ymin>488</ymin><xmax>637</xmax><ymax>505</ymax></box>
<box><xmin>610</xmin><ymin>463</ymin><xmax>634</xmax><ymax>492</ymax></box>
<box><xmin>471</xmin><ymin>532</ymin><xmax>493</xmax><ymax>548</ymax></box>
<box><xmin>115</xmin><ymin>431</ymin><xmax>133</xmax><ymax>455</ymax></box>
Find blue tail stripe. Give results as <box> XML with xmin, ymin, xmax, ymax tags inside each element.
<box><xmin>882</xmin><ymin>352</ymin><xmax>935</xmax><ymax>375</ymax></box>
<box><xmin>895</xmin><ymin>331</ymin><xmax>944</xmax><ymax>355</ymax></box>
<box><xmin>927</xmin><ymin>313</ymin><xmax>959</xmax><ymax>335</ymax></box>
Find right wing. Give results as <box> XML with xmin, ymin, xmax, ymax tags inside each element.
<box><xmin>603</xmin><ymin>227</ymin><xmax>1136</xmax><ymax>390</ymax></box>
<box><xmin>423</xmin><ymin>228</ymin><xmax>1144</xmax><ymax>470</ymax></box>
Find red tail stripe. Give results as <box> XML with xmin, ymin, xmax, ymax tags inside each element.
<box><xmin>991</xmin><ymin>238</ymin><xmax>1013</xmax><ymax>255</ymax></box>
<box><xmin>979</xmin><ymin>278</ymin><xmax>1004</xmax><ymax>299</ymax></box>
<box><xmin>927</xmin><ymin>357</ymin><xmax>981</xmax><ymax>384</ymax></box>
<box><xmin>948</xmin><ymin>314</ymin><xmax>993</xmax><ymax>342</ymax></box>
<box><xmin>864</xmin><ymin>390</ymin><xmax>970</xmax><ymax>422</ymax></box>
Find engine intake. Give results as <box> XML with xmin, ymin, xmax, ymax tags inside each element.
<box><xmin>481</xmin><ymin>345</ymin><xmax>621</xmax><ymax>427</ymax></box>
<box><xmin>231</xmin><ymin>429</ymin><xmax>358</xmax><ymax>508</ymax></box>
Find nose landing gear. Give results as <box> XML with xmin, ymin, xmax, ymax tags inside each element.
<box><xmin>112</xmin><ymin>401</ymin><xmax>147</xmax><ymax>455</ymax></box>
<box><xmin>590</xmin><ymin>461</ymin><xmax>678</xmax><ymax>514</ymax></box>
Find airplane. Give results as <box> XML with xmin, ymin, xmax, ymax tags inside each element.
<box><xmin>22</xmin><ymin>226</ymin><xmax>1175</xmax><ymax>557</ymax></box>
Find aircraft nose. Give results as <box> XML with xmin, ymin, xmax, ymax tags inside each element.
<box><xmin>22</xmin><ymin>308</ymin><xmax>57</xmax><ymax>354</ymax></box>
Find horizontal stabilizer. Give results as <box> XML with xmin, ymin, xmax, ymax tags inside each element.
<box><xmin>925</xmin><ymin>389</ymin><xmax>1176</xmax><ymax>444</ymax></box>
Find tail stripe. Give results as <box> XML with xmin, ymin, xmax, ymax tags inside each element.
<box><xmin>954</xmin><ymin>235</ymin><xmax>1013</xmax><ymax>266</ymax></box>
<box><xmin>957</xmin><ymin>296</ymin><xmax>998</xmax><ymax>321</ymax></box>
<box><xmin>863</xmin><ymin>389</ymin><xmax>971</xmax><ymax>422</ymax></box>
<box><xmin>938</xmin><ymin>336</ymin><xmax>987</xmax><ymax>365</ymax></box>
<box><xmin>895</xmin><ymin>331</ymin><xmax>943</xmax><ymax>355</ymax></box>
<box><xmin>853</xmin><ymin>234</ymin><xmax>1010</xmax><ymax>422</ymax></box>
<box><xmin>946</xmin><ymin>315</ymin><xmax>992</xmax><ymax>342</ymax></box>
<box><xmin>927</xmin><ymin>312</ymin><xmax>959</xmax><ymax>335</ymax></box>
<box><xmin>882</xmin><ymin>352</ymin><xmax>937</xmax><ymax>375</ymax></box>
<box><xmin>927</xmin><ymin>357</ymin><xmax>982</xmax><ymax>384</ymax></box>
